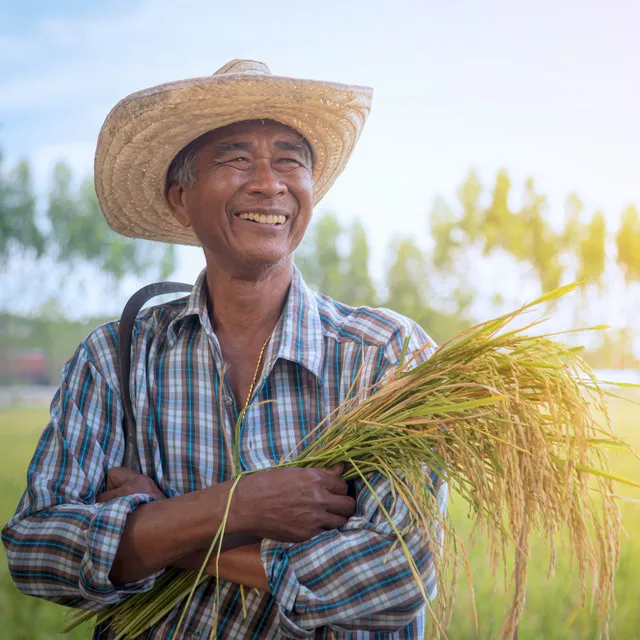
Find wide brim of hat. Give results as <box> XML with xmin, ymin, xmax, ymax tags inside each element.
<box><xmin>94</xmin><ymin>73</ymin><xmax>373</xmax><ymax>246</ymax></box>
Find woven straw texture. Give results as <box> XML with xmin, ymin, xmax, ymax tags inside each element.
<box><xmin>94</xmin><ymin>60</ymin><xmax>373</xmax><ymax>246</ymax></box>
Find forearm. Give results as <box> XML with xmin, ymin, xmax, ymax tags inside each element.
<box><xmin>174</xmin><ymin>543</ymin><xmax>270</xmax><ymax>592</ymax></box>
<box><xmin>262</xmin><ymin>473</ymin><xmax>448</xmax><ymax>634</ymax></box>
<box><xmin>263</xmin><ymin>527</ymin><xmax>433</xmax><ymax>633</ymax></box>
<box><xmin>2</xmin><ymin>497</ymin><xmax>154</xmax><ymax>606</ymax></box>
<box><xmin>110</xmin><ymin>480</ymin><xmax>245</xmax><ymax>584</ymax></box>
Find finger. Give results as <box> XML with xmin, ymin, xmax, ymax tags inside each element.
<box><xmin>325</xmin><ymin>494</ymin><xmax>356</xmax><ymax>518</ymax></box>
<box><xmin>96</xmin><ymin>487</ymin><xmax>127</xmax><ymax>503</ymax></box>
<box><xmin>321</xmin><ymin>473</ymin><xmax>349</xmax><ymax>496</ymax></box>
<box><xmin>320</xmin><ymin>513</ymin><xmax>348</xmax><ymax>531</ymax></box>
<box><xmin>322</xmin><ymin>464</ymin><xmax>345</xmax><ymax>477</ymax></box>
<box><xmin>105</xmin><ymin>466</ymin><xmax>137</xmax><ymax>488</ymax></box>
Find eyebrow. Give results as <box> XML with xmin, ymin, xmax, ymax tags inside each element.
<box><xmin>274</xmin><ymin>140</ymin><xmax>312</xmax><ymax>163</ymax></box>
<box><xmin>214</xmin><ymin>141</ymin><xmax>251</xmax><ymax>157</ymax></box>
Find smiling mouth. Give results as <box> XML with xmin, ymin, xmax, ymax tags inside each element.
<box><xmin>237</xmin><ymin>212</ymin><xmax>287</xmax><ymax>226</ymax></box>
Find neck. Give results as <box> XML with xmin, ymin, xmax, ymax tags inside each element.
<box><xmin>203</xmin><ymin>257</ymin><xmax>294</xmax><ymax>342</ymax></box>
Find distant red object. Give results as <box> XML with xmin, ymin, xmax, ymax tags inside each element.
<box><xmin>0</xmin><ymin>349</ymin><xmax>51</xmax><ymax>385</ymax></box>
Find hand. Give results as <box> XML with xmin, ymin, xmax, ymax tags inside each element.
<box><xmin>97</xmin><ymin>467</ymin><xmax>166</xmax><ymax>502</ymax></box>
<box><xmin>232</xmin><ymin>464</ymin><xmax>356</xmax><ymax>542</ymax></box>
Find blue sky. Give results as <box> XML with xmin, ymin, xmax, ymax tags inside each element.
<box><xmin>1</xmin><ymin>0</ymin><xmax>639</xmax><ymax>312</ymax></box>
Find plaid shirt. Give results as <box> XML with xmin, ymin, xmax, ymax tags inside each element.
<box><xmin>3</xmin><ymin>267</ymin><xmax>447</xmax><ymax>639</ymax></box>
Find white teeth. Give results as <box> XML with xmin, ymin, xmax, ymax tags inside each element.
<box><xmin>238</xmin><ymin>213</ymin><xmax>286</xmax><ymax>225</ymax></box>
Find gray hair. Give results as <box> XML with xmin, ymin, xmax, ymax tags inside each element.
<box><xmin>165</xmin><ymin>136</ymin><xmax>202</xmax><ymax>191</ymax></box>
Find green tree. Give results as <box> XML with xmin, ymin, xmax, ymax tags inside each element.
<box><xmin>0</xmin><ymin>153</ymin><xmax>44</xmax><ymax>260</ymax></box>
<box><xmin>457</xmin><ymin>169</ymin><xmax>483</xmax><ymax>243</ymax></box>
<box><xmin>518</xmin><ymin>178</ymin><xmax>563</xmax><ymax>293</ymax></box>
<box><xmin>430</xmin><ymin>196</ymin><xmax>459</xmax><ymax>270</ymax></box>
<box><xmin>562</xmin><ymin>193</ymin><xmax>583</xmax><ymax>251</ymax></box>
<box><xmin>385</xmin><ymin>238</ymin><xmax>428</xmax><ymax>323</ymax></box>
<box><xmin>430</xmin><ymin>171</ymin><xmax>485</xmax><ymax>269</ymax></box>
<box><xmin>615</xmin><ymin>205</ymin><xmax>640</xmax><ymax>358</ymax></box>
<box><xmin>46</xmin><ymin>162</ymin><xmax>175</xmax><ymax>282</ymax></box>
<box><xmin>297</xmin><ymin>214</ymin><xmax>377</xmax><ymax>306</ymax></box>
<box><xmin>430</xmin><ymin>171</ymin><xmax>525</xmax><ymax>317</ymax></box>
<box><xmin>616</xmin><ymin>205</ymin><xmax>640</xmax><ymax>283</ymax></box>
<box><xmin>483</xmin><ymin>169</ymin><xmax>515</xmax><ymax>255</ymax></box>
<box><xmin>577</xmin><ymin>210</ymin><xmax>606</xmax><ymax>287</ymax></box>
<box><xmin>344</xmin><ymin>220</ymin><xmax>376</xmax><ymax>306</ymax></box>
<box><xmin>384</xmin><ymin>237</ymin><xmax>470</xmax><ymax>343</ymax></box>
<box><xmin>428</xmin><ymin>174</ymin><xmax>483</xmax><ymax>316</ymax></box>
<box><xmin>428</xmin><ymin>170</ymin><xmax>570</xmax><ymax>327</ymax></box>
<box><xmin>296</xmin><ymin>212</ymin><xmax>345</xmax><ymax>300</ymax></box>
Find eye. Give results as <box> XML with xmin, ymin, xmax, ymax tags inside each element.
<box><xmin>216</xmin><ymin>156</ymin><xmax>251</xmax><ymax>169</ymax></box>
<box><xmin>279</xmin><ymin>157</ymin><xmax>303</xmax><ymax>166</ymax></box>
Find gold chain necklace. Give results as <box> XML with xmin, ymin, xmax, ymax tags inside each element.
<box><xmin>242</xmin><ymin>334</ymin><xmax>272</xmax><ymax>411</ymax></box>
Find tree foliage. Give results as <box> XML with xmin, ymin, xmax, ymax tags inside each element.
<box><xmin>296</xmin><ymin>214</ymin><xmax>377</xmax><ymax>307</ymax></box>
<box><xmin>429</xmin><ymin>170</ymin><xmax>594</xmax><ymax>298</ymax></box>
<box><xmin>562</xmin><ymin>193</ymin><xmax>583</xmax><ymax>251</ymax></box>
<box><xmin>578</xmin><ymin>210</ymin><xmax>606</xmax><ymax>287</ymax></box>
<box><xmin>1</xmin><ymin>146</ymin><xmax>638</xmax><ymax>366</ymax></box>
<box><xmin>46</xmin><ymin>162</ymin><xmax>175</xmax><ymax>281</ymax></box>
<box><xmin>483</xmin><ymin>169</ymin><xmax>515</xmax><ymax>255</ymax></box>
<box><xmin>616</xmin><ymin>205</ymin><xmax>640</xmax><ymax>284</ymax></box>
<box><xmin>0</xmin><ymin>153</ymin><xmax>44</xmax><ymax>260</ymax></box>
<box><xmin>344</xmin><ymin>220</ymin><xmax>377</xmax><ymax>307</ymax></box>
<box><xmin>457</xmin><ymin>170</ymin><xmax>483</xmax><ymax>243</ymax></box>
<box><xmin>518</xmin><ymin>178</ymin><xmax>563</xmax><ymax>293</ymax></box>
<box><xmin>430</xmin><ymin>196</ymin><xmax>458</xmax><ymax>270</ymax></box>
<box><xmin>296</xmin><ymin>212</ymin><xmax>343</xmax><ymax>298</ymax></box>
<box><xmin>1</xmin><ymin>150</ymin><xmax>176</xmax><ymax>295</ymax></box>
<box><xmin>385</xmin><ymin>237</ymin><xmax>429</xmax><ymax>323</ymax></box>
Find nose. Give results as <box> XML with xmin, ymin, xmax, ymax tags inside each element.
<box><xmin>246</xmin><ymin>159</ymin><xmax>287</xmax><ymax>198</ymax></box>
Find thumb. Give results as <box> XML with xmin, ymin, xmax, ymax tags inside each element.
<box><xmin>105</xmin><ymin>466</ymin><xmax>137</xmax><ymax>488</ymax></box>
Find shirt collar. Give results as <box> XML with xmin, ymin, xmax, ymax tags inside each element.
<box><xmin>167</xmin><ymin>266</ymin><xmax>324</xmax><ymax>381</ymax></box>
<box><xmin>264</xmin><ymin>266</ymin><xmax>324</xmax><ymax>381</ymax></box>
<box><xmin>166</xmin><ymin>269</ymin><xmax>213</xmax><ymax>347</ymax></box>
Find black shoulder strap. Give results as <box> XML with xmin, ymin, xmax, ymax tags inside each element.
<box><xmin>118</xmin><ymin>281</ymin><xmax>192</xmax><ymax>470</ymax></box>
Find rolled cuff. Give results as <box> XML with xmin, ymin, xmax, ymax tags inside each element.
<box><xmin>261</xmin><ymin>538</ymin><xmax>313</xmax><ymax>639</ymax></box>
<box><xmin>79</xmin><ymin>493</ymin><xmax>162</xmax><ymax>604</ymax></box>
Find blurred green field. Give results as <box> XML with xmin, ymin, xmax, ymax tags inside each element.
<box><xmin>1</xmin><ymin>396</ymin><xmax>639</xmax><ymax>639</ymax></box>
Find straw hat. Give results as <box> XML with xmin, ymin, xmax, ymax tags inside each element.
<box><xmin>94</xmin><ymin>59</ymin><xmax>373</xmax><ymax>246</ymax></box>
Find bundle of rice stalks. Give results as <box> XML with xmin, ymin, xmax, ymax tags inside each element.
<box><xmin>65</xmin><ymin>284</ymin><xmax>639</xmax><ymax>639</ymax></box>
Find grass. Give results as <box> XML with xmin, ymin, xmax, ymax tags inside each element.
<box><xmin>0</xmin><ymin>407</ymin><xmax>91</xmax><ymax>640</ymax></box>
<box><xmin>1</xmin><ymin>393</ymin><xmax>639</xmax><ymax>639</ymax></box>
<box><xmin>446</xmin><ymin>388</ymin><xmax>640</xmax><ymax>639</ymax></box>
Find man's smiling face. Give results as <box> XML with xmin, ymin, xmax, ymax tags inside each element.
<box><xmin>166</xmin><ymin>119</ymin><xmax>314</xmax><ymax>277</ymax></box>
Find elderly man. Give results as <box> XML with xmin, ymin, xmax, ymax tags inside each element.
<box><xmin>3</xmin><ymin>60</ymin><xmax>446</xmax><ymax>639</ymax></box>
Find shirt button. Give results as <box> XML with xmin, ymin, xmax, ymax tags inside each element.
<box><xmin>224</xmin><ymin>396</ymin><xmax>234</xmax><ymax>407</ymax></box>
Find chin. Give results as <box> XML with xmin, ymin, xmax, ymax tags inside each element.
<box><xmin>235</xmin><ymin>252</ymin><xmax>292</xmax><ymax>277</ymax></box>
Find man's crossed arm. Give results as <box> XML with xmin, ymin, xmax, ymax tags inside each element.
<box><xmin>96</xmin><ymin>464</ymin><xmax>353</xmax><ymax>592</ymax></box>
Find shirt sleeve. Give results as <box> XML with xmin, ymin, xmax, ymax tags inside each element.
<box><xmin>260</xmin><ymin>320</ymin><xmax>449</xmax><ymax>638</ymax></box>
<box><xmin>1</xmin><ymin>334</ymin><xmax>162</xmax><ymax>609</ymax></box>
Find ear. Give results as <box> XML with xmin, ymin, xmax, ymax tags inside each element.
<box><xmin>166</xmin><ymin>183</ymin><xmax>192</xmax><ymax>229</ymax></box>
